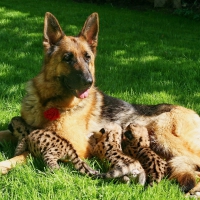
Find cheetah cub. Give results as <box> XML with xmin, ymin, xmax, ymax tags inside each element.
<box><xmin>123</xmin><ymin>123</ymin><xmax>169</xmax><ymax>186</ymax></box>
<box><xmin>8</xmin><ymin>116</ymin><xmax>99</xmax><ymax>176</ymax></box>
<box><xmin>93</xmin><ymin>123</ymin><xmax>146</xmax><ymax>185</ymax></box>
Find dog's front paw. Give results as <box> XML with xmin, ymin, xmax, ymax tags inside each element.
<box><xmin>0</xmin><ymin>160</ymin><xmax>12</xmax><ymax>174</ymax></box>
<box><xmin>0</xmin><ymin>152</ymin><xmax>29</xmax><ymax>175</ymax></box>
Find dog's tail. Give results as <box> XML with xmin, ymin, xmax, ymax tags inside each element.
<box><xmin>168</xmin><ymin>156</ymin><xmax>200</xmax><ymax>193</ymax></box>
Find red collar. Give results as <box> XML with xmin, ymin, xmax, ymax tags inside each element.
<box><xmin>44</xmin><ymin>108</ymin><xmax>60</xmax><ymax>121</ymax></box>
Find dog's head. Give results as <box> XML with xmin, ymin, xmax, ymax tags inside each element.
<box><xmin>42</xmin><ymin>12</ymin><xmax>99</xmax><ymax>99</ymax></box>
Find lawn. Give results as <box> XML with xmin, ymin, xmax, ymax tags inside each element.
<box><xmin>0</xmin><ymin>0</ymin><xmax>200</xmax><ymax>199</ymax></box>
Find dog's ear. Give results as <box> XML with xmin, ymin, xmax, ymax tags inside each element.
<box><xmin>79</xmin><ymin>13</ymin><xmax>99</xmax><ymax>53</ymax></box>
<box><xmin>43</xmin><ymin>12</ymin><xmax>64</xmax><ymax>49</ymax></box>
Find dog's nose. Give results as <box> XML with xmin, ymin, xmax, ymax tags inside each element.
<box><xmin>84</xmin><ymin>76</ymin><xmax>93</xmax><ymax>87</ymax></box>
<box><xmin>80</xmin><ymin>73</ymin><xmax>93</xmax><ymax>87</ymax></box>
<box><xmin>78</xmin><ymin>71</ymin><xmax>93</xmax><ymax>88</ymax></box>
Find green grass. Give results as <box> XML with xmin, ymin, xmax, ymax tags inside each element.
<box><xmin>0</xmin><ymin>0</ymin><xmax>200</xmax><ymax>199</ymax></box>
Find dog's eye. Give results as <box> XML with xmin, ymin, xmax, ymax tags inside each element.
<box><xmin>63</xmin><ymin>53</ymin><xmax>73</xmax><ymax>63</ymax></box>
<box><xmin>84</xmin><ymin>52</ymin><xmax>91</xmax><ymax>63</ymax></box>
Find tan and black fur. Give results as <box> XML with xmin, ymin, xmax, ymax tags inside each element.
<box><xmin>93</xmin><ymin>123</ymin><xmax>146</xmax><ymax>184</ymax></box>
<box><xmin>0</xmin><ymin>12</ymin><xmax>200</xmax><ymax>195</ymax></box>
<box><xmin>123</xmin><ymin>123</ymin><xmax>169</xmax><ymax>186</ymax></box>
<box><xmin>8</xmin><ymin>116</ymin><xmax>99</xmax><ymax>175</ymax></box>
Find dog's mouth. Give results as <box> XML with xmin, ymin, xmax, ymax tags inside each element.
<box><xmin>60</xmin><ymin>76</ymin><xmax>91</xmax><ymax>99</ymax></box>
<box><xmin>75</xmin><ymin>89</ymin><xmax>90</xmax><ymax>99</ymax></box>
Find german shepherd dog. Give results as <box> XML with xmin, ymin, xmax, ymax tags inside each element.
<box><xmin>0</xmin><ymin>12</ymin><xmax>200</xmax><ymax>196</ymax></box>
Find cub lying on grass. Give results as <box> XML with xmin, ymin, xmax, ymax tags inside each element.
<box><xmin>93</xmin><ymin>123</ymin><xmax>146</xmax><ymax>185</ymax></box>
<box><xmin>8</xmin><ymin>116</ymin><xmax>99</xmax><ymax>176</ymax></box>
<box><xmin>123</xmin><ymin>123</ymin><xmax>170</xmax><ymax>186</ymax></box>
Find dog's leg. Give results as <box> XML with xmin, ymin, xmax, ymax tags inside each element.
<box><xmin>0</xmin><ymin>130</ymin><xmax>18</xmax><ymax>143</ymax></box>
<box><xmin>186</xmin><ymin>182</ymin><xmax>200</xmax><ymax>198</ymax></box>
<box><xmin>0</xmin><ymin>152</ymin><xmax>29</xmax><ymax>174</ymax></box>
<box><xmin>168</xmin><ymin>156</ymin><xmax>197</xmax><ymax>193</ymax></box>
<box><xmin>0</xmin><ymin>130</ymin><xmax>28</xmax><ymax>174</ymax></box>
<box><xmin>196</xmin><ymin>171</ymin><xmax>200</xmax><ymax>177</ymax></box>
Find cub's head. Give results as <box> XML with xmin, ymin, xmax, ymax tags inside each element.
<box><xmin>42</xmin><ymin>12</ymin><xmax>99</xmax><ymax>99</ymax></box>
<box><xmin>94</xmin><ymin>123</ymin><xmax>122</xmax><ymax>143</ymax></box>
<box><xmin>102</xmin><ymin>123</ymin><xmax>122</xmax><ymax>134</ymax></box>
<box><xmin>123</xmin><ymin>123</ymin><xmax>150</xmax><ymax>147</ymax></box>
<box><xmin>8</xmin><ymin>116</ymin><xmax>32</xmax><ymax>140</ymax></box>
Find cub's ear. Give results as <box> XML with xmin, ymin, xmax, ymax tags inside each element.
<box><xmin>99</xmin><ymin>128</ymin><xmax>105</xmax><ymax>134</ymax></box>
<box><xmin>43</xmin><ymin>12</ymin><xmax>64</xmax><ymax>50</ymax></box>
<box><xmin>79</xmin><ymin>13</ymin><xmax>99</xmax><ymax>53</ymax></box>
<box><xmin>124</xmin><ymin>130</ymin><xmax>134</xmax><ymax>140</ymax></box>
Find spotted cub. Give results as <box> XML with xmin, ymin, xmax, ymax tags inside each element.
<box><xmin>8</xmin><ymin>116</ymin><xmax>99</xmax><ymax>176</ymax></box>
<box><xmin>93</xmin><ymin>123</ymin><xmax>146</xmax><ymax>185</ymax></box>
<box><xmin>123</xmin><ymin>123</ymin><xmax>169</xmax><ymax>186</ymax></box>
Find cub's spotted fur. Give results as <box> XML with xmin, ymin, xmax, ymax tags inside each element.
<box><xmin>8</xmin><ymin>116</ymin><xmax>99</xmax><ymax>176</ymax></box>
<box><xmin>93</xmin><ymin>123</ymin><xmax>146</xmax><ymax>184</ymax></box>
<box><xmin>123</xmin><ymin>124</ymin><xmax>169</xmax><ymax>185</ymax></box>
